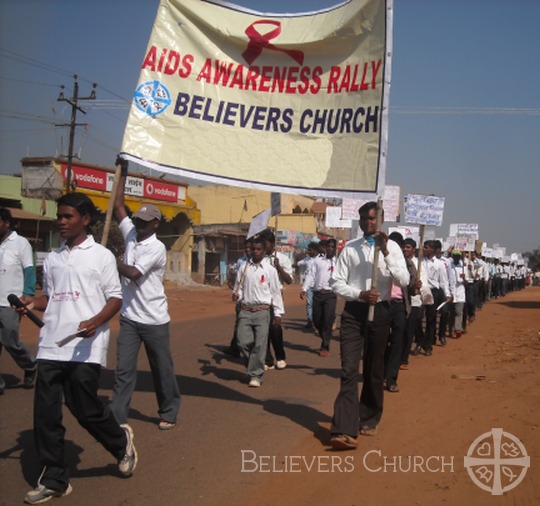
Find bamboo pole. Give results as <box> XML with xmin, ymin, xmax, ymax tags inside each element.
<box><xmin>368</xmin><ymin>197</ymin><xmax>383</xmax><ymax>322</ymax></box>
<box><xmin>416</xmin><ymin>224</ymin><xmax>426</xmax><ymax>280</ymax></box>
<box><xmin>101</xmin><ymin>164</ymin><xmax>122</xmax><ymax>246</ymax></box>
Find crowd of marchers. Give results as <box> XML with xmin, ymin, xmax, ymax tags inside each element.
<box><xmin>226</xmin><ymin>202</ymin><xmax>532</xmax><ymax>450</ymax></box>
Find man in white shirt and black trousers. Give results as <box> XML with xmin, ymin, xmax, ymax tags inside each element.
<box><xmin>329</xmin><ymin>202</ymin><xmax>409</xmax><ymax>450</ymax></box>
<box><xmin>18</xmin><ymin>193</ymin><xmax>136</xmax><ymax>504</ymax></box>
<box><xmin>300</xmin><ymin>238</ymin><xmax>337</xmax><ymax>357</ymax></box>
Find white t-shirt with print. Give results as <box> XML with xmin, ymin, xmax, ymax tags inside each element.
<box><xmin>37</xmin><ymin>236</ymin><xmax>122</xmax><ymax>367</ymax></box>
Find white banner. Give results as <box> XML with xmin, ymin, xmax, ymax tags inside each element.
<box><xmin>449</xmin><ymin>223</ymin><xmax>479</xmax><ymax>240</ymax></box>
<box><xmin>341</xmin><ymin>184</ymin><xmax>399</xmax><ymax>221</ymax></box>
<box><xmin>382</xmin><ymin>184</ymin><xmax>400</xmax><ymax>222</ymax></box>
<box><xmin>247</xmin><ymin>208</ymin><xmax>271</xmax><ymax>238</ymax></box>
<box><xmin>403</xmin><ymin>194</ymin><xmax>445</xmax><ymax>227</ymax></box>
<box><xmin>389</xmin><ymin>225</ymin><xmax>420</xmax><ymax>245</ymax></box>
<box><xmin>448</xmin><ymin>235</ymin><xmax>476</xmax><ymax>252</ymax></box>
<box><xmin>121</xmin><ymin>0</ymin><xmax>393</xmax><ymax>198</ymax></box>
<box><xmin>341</xmin><ymin>197</ymin><xmax>370</xmax><ymax>220</ymax></box>
<box><xmin>325</xmin><ymin>206</ymin><xmax>352</xmax><ymax>228</ymax></box>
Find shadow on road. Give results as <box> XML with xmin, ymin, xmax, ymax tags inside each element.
<box><xmin>495</xmin><ymin>299</ymin><xmax>540</xmax><ymax>309</ymax></box>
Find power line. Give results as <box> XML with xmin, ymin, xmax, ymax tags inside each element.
<box><xmin>0</xmin><ymin>76</ymin><xmax>59</xmax><ymax>88</ymax></box>
<box><xmin>0</xmin><ymin>47</ymin><xmax>130</xmax><ymax>103</ymax></box>
<box><xmin>390</xmin><ymin>106</ymin><xmax>540</xmax><ymax>116</ymax></box>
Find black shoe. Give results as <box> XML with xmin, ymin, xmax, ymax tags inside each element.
<box><xmin>425</xmin><ymin>349</ymin><xmax>433</xmax><ymax>357</ymax></box>
<box><xmin>23</xmin><ymin>368</ymin><xmax>37</xmax><ymax>389</ymax></box>
<box><xmin>410</xmin><ymin>345</ymin><xmax>421</xmax><ymax>356</ymax></box>
<box><xmin>439</xmin><ymin>337</ymin><xmax>447</xmax><ymax>346</ymax></box>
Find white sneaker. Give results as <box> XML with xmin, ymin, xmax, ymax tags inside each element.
<box><xmin>248</xmin><ymin>378</ymin><xmax>261</xmax><ymax>388</ymax></box>
<box><xmin>276</xmin><ymin>360</ymin><xmax>287</xmax><ymax>369</ymax></box>
<box><xmin>264</xmin><ymin>364</ymin><xmax>275</xmax><ymax>371</ymax></box>
<box><xmin>118</xmin><ymin>424</ymin><xmax>138</xmax><ymax>476</ymax></box>
<box><xmin>25</xmin><ymin>483</ymin><xmax>73</xmax><ymax>504</ymax></box>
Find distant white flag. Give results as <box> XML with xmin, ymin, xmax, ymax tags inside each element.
<box><xmin>121</xmin><ymin>0</ymin><xmax>393</xmax><ymax>198</ymax></box>
<box><xmin>247</xmin><ymin>208</ymin><xmax>271</xmax><ymax>238</ymax></box>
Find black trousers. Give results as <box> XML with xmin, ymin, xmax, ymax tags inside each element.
<box><xmin>384</xmin><ymin>300</ymin><xmax>407</xmax><ymax>387</ymax></box>
<box><xmin>330</xmin><ymin>301</ymin><xmax>390</xmax><ymax>437</ymax></box>
<box><xmin>34</xmin><ymin>360</ymin><xmax>127</xmax><ymax>492</ymax></box>
<box><xmin>422</xmin><ymin>288</ymin><xmax>445</xmax><ymax>350</ymax></box>
<box><xmin>401</xmin><ymin>305</ymin><xmax>421</xmax><ymax>365</ymax></box>
<box><xmin>312</xmin><ymin>291</ymin><xmax>337</xmax><ymax>351</ymax></box>
<box><xmin>266</xmin><ymin>307</ymin><xmax>286</xmax><ymax>364</ymax></box>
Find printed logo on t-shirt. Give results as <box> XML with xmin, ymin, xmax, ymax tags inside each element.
<box><xmin>51</xmin><ymin>290</ymin><xmax>81</xmax><ymax>303</ymax></box>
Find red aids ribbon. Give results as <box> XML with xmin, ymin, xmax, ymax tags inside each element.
<box><xmin>242</xmin><ymin>20</ymin><xmax>304</xmax><ymax>66</ymax></box>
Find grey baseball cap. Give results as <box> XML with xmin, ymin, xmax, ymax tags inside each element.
<box><xmin>133</xmin><ymin>203</ymin><xmax>161</xmax><ymax>221</ymax></box>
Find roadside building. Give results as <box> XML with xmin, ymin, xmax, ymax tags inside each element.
<box><xmin>19</xmin><ymin>157</ymin><xmax>200</xmax><ymax>283</ymax></box>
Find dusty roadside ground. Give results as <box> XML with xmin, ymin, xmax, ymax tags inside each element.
<box><xmin>1</xmin><ymin>284</ymin><xmax>539</xmax><ymax>506</ymax></box>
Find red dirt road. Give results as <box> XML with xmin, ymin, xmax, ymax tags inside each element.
<box><xmin>1</xmin><ymin>284</ymin><xmax>539</xmax><ymax>505</ymax></box>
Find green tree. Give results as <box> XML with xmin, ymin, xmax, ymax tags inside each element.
<box><xmin>523</xmin><ymin>246</ymin><xmax>540</xmax><ymax>271</ymax></box>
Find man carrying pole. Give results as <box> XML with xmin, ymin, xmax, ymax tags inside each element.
<box><xmin>110</xmin><ymin>158</ymin><xmax>180</xmax><ymax>431</ymax></box>
<box><xmin>329</xmin><ymin>201</ymin><xmax>409</xmax><ymax>450</ymax></box>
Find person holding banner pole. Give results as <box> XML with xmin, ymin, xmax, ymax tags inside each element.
<box><xmin>110</xmin><ymin>159</ymin><xmax>180</xmax><ymax>431</ymax></box>
<box><xmin>329</xmin><ymin>202</ymin><xmax>409</xmax><ymax>449</ymax></box>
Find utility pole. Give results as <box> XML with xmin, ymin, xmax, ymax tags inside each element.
<box><xmin>56</xmin><ymin>75</ymin><xmax>96</xmax><ymax>192</ymax></box>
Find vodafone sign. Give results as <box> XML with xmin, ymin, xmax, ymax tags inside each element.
<box><xmin>62</xmin><ymin>164</ymin><xmax>184</xmax><ymax>202</ymax></box>
<box><xmin>144</xmin><ymin>180</ymin><xmax>178</xmax><ymax>202</ymax></box>
<box><xmin>62</xmin><ymin>164</ymin><xmax>107</xmax><ymax>191</ymax></box>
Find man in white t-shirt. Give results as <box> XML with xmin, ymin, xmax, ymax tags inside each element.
<box><xmin>111</xmin><ymin>160</ymin><xmax>180</xmax><ymax>431</ymax></box>
<box><xmin>0</xmin><ymin>208</ymin><xmax>37</xmax><ymax>393</ymax></box>
<box><xmin>18</xmin><ymin>193</ymin><xmax>136</xmax><ymax>504</ymax></box>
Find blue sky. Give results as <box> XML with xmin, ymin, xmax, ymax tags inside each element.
<box><xmin>1</xmin><ymin>0</ymin><xmax>539</xmax><ymax>255</ymax></box>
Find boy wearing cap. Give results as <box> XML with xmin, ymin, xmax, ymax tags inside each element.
<box><xmin>111</xmin><ymin>161</ymin><xmax>180</xmax><ymax>430</ymax></box>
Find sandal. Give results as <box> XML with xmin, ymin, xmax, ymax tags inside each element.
<box><xmin>330</xmin><ymin>434</ymin><xmax>358</xmax><ymax>450</ymax></box>
<box><xmin>387</xmin><ymin>384</ymin><xmax>400</xmax><ymax>393</ymax></box>
<box><xmin>359</xmin><ymin>426</ymin><xmax>378</xmax><ymax>436</ymax></box>
<box><xmin>399</xmin><ymin>364</ymin><xmax>409</xmax><ymax>370</ymax></box>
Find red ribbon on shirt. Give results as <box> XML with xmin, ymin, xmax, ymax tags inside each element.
<box><xmin>242</xmin><ymin>20</ymin><xmax>304</xmax><ymax>66</ymax></box>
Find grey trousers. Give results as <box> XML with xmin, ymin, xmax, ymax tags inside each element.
<box><xmin>111</xmin><ymin>316</ymin><xmax>180</xmax><ymax>424</ymax></box>
<box><xmin>236</xmin><ymin>308</ymin><xmax>271</xmax><ymax>381</ymax></box>
<box><xmin>0</xmin><ymin>306</ymin><xmax>37</xmax><ymax>372</ymax></box>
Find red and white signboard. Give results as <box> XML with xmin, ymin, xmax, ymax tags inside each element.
<box><xmin>62</xmin><ymin>164</ymin><xmax>185</xmax><ymax>202</ymax></box>
<box><xmin>62</xmin><ymin>164</ymin><xmax>107</xmax><ymax>191</ymax></box>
